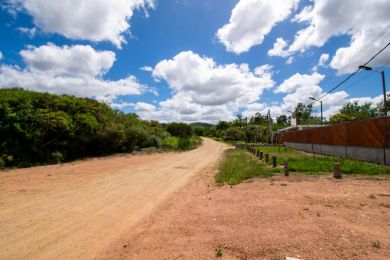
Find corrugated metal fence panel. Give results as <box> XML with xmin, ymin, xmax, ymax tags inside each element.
<box><xmin>312</xmin><ymin>127</ymin><xmax>321</xmax><ymax>144</ymax></box>
<box><xmin>347</xmin><ymin>121</ymin><xmax>363</xmax><ymax>146</ymax></box>
<box><xmin>280</xmin><ymin>117</ymin><xmax>389</xmax><ymax>148</ymax></box>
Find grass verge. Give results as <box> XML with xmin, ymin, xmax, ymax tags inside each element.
<box><xmin>216</xmin><ymin>149</ymin><xmax>280</xmax><ymax>185</ymax></box>
<box><xmin>255</xmin><ymin>146</ymin><xmax>390</xmax><ymax>175</ymax></box>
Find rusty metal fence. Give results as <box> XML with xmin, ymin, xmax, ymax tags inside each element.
<box><xmin>280</xmin><ymin>117</ymin><xmax>390</xmax><ymax>148</ymax></box>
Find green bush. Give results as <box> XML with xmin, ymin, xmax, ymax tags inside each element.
<box><xmin>0</xmin><ymin>158</ymin><xmax>5</xmax><ymax>169</ymax></box>
<box><xmin>161</xmin><ymin>136</ymin><xmax>202</xmax><ymax>151</ymax></box>
<box><xmin>178</xmin><ymin>137</ymin><xmax>190</xmax><ymax>150</ymax></box>
<box><xmin>166</xmin><ymin>122</ymin><xmax>192</xmax><ymax>137</ymax></box>
<box><xmin>0</xmin><ymin>88</ymin><xmax>203</xmax><ymax>167</ymax></box>
<box><xmin>50</xmin><ymin>151</ymin><xmax>64</xmax><ymax>164</ymax></box>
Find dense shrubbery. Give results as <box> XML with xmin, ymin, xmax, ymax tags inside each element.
<box><xmin>204</xmin><ymin>113</ymin><xmax>287</xmax><ymax>143</ymax></box>
<box><xmin>166</xmin><ymin>122</ymin><xmax>193</xmax><ymax>137</ymax></box>
<box><xmin>0</xmin><ymin>88</ymin><xmax>200</xmax><ymax>167</ymax></box>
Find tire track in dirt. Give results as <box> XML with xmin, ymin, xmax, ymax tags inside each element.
<box><xmin>0</xmin><ymin>138</ymin><xmax>229</xmax><ymax>260</ymax></box>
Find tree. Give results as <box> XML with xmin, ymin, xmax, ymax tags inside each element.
<box><xmin>193</xmin><ymin>126</ymin><xmax>205</xmax><ymax>136</ymax></box>
<box><xmin>330</xmin><ymin>101</ymin><xmax>377</xmax><ymax>123</ymax></box>
<box><xmin>276</xmin><ymin>115</ymin><xmax>288</xmax><ymax>126</ymax></box>
<box><xmin>216</xmin><ymin>120</ymin><xmax>230</xmax><ymax>131</ymax></box>
<box><xmin>0</xmin><ymin>88</ymin><xmax>190</xmax><ymax>166</ymax></box>
<box><xmin>166</xmin><ymin>122</ymin><xmax>192</xmax><ymax>138</ymax></box>
<box><xmin>249</xmin><ymin>112</ymin><xmax>269</xmax><ymax>125</ymax></box>
<box><xmin>224</xmin><ymin>127</ymin><xmax>245</xmax><ymax>141</ymax></box>
<box><xmin>375</xmin><ymin>93</ymin><xmax>390</xmax><ymax>116</ymax></box>
<box><xmin>293</xmin><ymin>103</ymin><xmax>313</xmax><ymax>125</ymax></box>
<box><xmin>232</xmin><ymin>114</ymin><xmax>246</xmax><ymax>127</ymax></box>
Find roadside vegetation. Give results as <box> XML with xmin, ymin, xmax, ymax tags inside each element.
<box><xmin>216</xmin><ymin>149</ymin><xmax>280</xmax><ymax>185</ymax></box>
<box><xmin>216</xmin><ymin>146</ymin><xmax>389</xmax><ymax>185</ymax></box>
<box><xmin>204</xmin><ymin>97</ymin><xmax>389</xmax><ymax>143</ymax></box>
<box><xmin>255</xmin><ymin>146</ymin><xmax>390</xmax><ymax>175</ymax></box>
<box><xmin>0</xmin><ymin>88</ymin><xmax>201</xmax><ymax>168</ymax></box>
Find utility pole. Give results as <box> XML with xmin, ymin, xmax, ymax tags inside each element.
<box><xmin>359</xmin><ymin>65</ymin><xmax>387</xmax><ymax>165</ymax></box>
<box><xmin>309</xmin><ymin>97</ymin><xmax>323</xmax><ymax>125</ymax></box>
<box><xmin>267</xmin><ymin>109</ymin><xmax>272</xmax><ymax>144</ymax></box>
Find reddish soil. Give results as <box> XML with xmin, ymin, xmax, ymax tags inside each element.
<box><xmin>104</xmin><ymin>167</ymin><xmax>390</xmax><ymax>259</ymax></box>
<box><xmin>1</xmin><ymin>139</ymin><xmax>389</xmax><ymax>259</ymax></box>
<box><xmin>0</xmin><ymin>138</ymin><xmax>228</xmax><ymax>259</ymax></box>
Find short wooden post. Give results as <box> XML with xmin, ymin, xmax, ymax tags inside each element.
<box><xmin>260</xmin><ymin>151</ymin><xmax>263</xmax><ymax>160</ymax></box>
<box><xmin>256</xmin><ymin>150</ymin><xmax>260</xmax><ymax>157</ymax></box>
<box><xmin>265</xmin><ymin>153</ymin><xmax>269</xmax><ymax>163</ymax></box>
<box><xmin>272</xmin><ymin>156</ymin><xmax>277</xmax><ymax>168</ymax></box>
<box><xmin>333</xmin><ymin>163</ymin><xmax>342</xmax><ymax>179</ymax></box>
<box><xmin>284</xmin><ymin>161</ymin><xmax>289</xmax><ymax>176</ymax></box>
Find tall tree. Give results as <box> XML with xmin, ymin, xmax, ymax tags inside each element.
<box><xmin>293</xmin><ymin>103</ymin><xmax>313</xmax><ymax>124</ymax></box>
<box><xmin>330</xmin><ymin>101</ymin><xmax>377</xmax><ymax>123</ymax></box>
<box><xmin>276</xmin><ymin>115</ymin><xmax>288</xmax><ymax>126</ymax></box>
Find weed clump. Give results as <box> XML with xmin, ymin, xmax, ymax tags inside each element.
<box><xmin>372</xmin><ymin>241</ymin><xmax>381</xmax><ymax>249</ymax></box>
<box><xmin>215</xmin><ymin>245</ymin><xmax>223</xmax><ymax>257</ymax></box>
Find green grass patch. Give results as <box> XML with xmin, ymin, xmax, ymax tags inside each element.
<box><xmin>216</xmin><ymin>149</ymin><xmax>280</xmax><ymax>185</ymax></box>
<box><xmin>255</xmin><ymin>146</ymin><xmax>390</xmax><ymax>175</ymax></box>
<box><xmin>161</xmin><ymin>136</ymin><xmax>202</xmax><ymax>151</ymax></box>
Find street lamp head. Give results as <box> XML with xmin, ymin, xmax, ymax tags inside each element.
<box><xmin>359</xmin><ymin>65</ymin><xmax>373</xmax><ymax>71</ymax></box>
<box><xmin>309</xmin><ymin>97</ymin><xmax>316</xmax><ymax>101</ymax></box>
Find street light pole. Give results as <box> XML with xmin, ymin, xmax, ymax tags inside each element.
<box><xmin>320</xmin><ymin>100</ymin><xmax>323</xmax><ymax>125</ymax></box>
<box><xmin>359</xmin><ymin>65</ymin><xmax>387</xmax><ymax>165</ymax></box>
<box><xmin>381</xmin><ymin>70</ymin><xmax>387</xmax><ymax>165</ymax></box>
<box><xmin>309</xmin><ymin>97</ymin><xmax>323</xmax><ymax>125</ymax></box>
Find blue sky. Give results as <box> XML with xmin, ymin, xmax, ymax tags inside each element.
<box><xmin>0</xmin><ymin>0</ymin><xmax>389</xmax><ymax>122</ymax></box>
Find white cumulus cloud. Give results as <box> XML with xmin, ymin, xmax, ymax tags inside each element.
<box><xmin>0</xmin><ymin>43</ymin><xmax>148</xmax><ymax>100</ymax></box>
<box><xmin>312</xmin><ymin>53</ymin><xmax>329</xmax><ymax>71</ymax></box>
<box><xmin>268</xmin><ymin>37</ymin><xmax>291</xmax><ymax>58</ymax></box>
<box><xmin>216</xmin><ymin>0</ymin><xmax>299</xmax><ymax>54</ymax></box>
<box><xmin>244</xmin><ymin>72</ymin><xmax>350</xmax><ymax>120</ymax></box>
<box><xmin>135</xmin><ymin>51</ymin><xmax>275</xmax><ymax>122</ymax></box>
<box><xmin>272</xmin><ymin>0</ymin><xmax>390</xmax><ymax>74</ymax></box>
<box><xmin>140</xmin><ymin>66</ymin><xmax>153</xmax><ymax>72</ymax></box>
<box><xmin>6</xmin><ymin>0</ymin><xmax>155</xmax><ymax>48</ymax></box>
<box><xmin>20</xmin><ymin>43</ymin><xmax>115</xmax><ymax>78</ymax></box>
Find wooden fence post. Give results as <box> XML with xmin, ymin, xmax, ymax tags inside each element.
<box><xmin>272</xmin><ymin>156</ymin><xmax>277</xmax><ymax>168</ymax></box>
<box><xmin>284</xmin><ymin>161</ymin><xmax>289</xmax><ymax>176</ymax></box>
<box><xmin>265</xmin><ymin>153</ymin><xmax>269</xmax><ymax>163</ymax></box>
<box><xmin>260</xmin><ymin>151</ymin><xmax>263</xmax><ymax>160</ymax></box>
<box><xmin>333</xmin><ymin>163</ymin><xmax>342</xmax><ymax>179</ymax></box>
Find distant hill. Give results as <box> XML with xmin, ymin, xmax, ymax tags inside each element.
<box><xmin>190</xmin><ymin>122</ymin><xmax>214</xmax><ymax>128</ymax></box>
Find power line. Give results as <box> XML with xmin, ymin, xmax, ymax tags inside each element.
<box><xmin>308</xmin><ymin>40</ymin><xmax>390</xmax><ymax>106</ymax></box>
<box><xmin>342</xmin><ymin>60</ymin><xmax>390</xmax><ymax>93</ymax></box>
<box><xmin>313</xmin><ymin>24</ymin><xmax>390</xmax><ymax>90</ymax></box>
<box><xmin>262</xmin><ymin>33</ymin><xmax>390</xmax><ymax>120</ymax></box>
<box><xmin>340</xmin><ymin>24</ymin><xmax>390</xmax><ymax>72</ymax></box>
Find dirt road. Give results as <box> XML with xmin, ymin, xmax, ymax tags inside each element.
<box><xmin>0</xmin><ymin>138</ymin><xmax>228</xmax><ymax>259</ymax></box>
<box><xmin>105</xmin><ymin>174</ymin><xmax>390</xmax><ymax>260</ymax></box>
